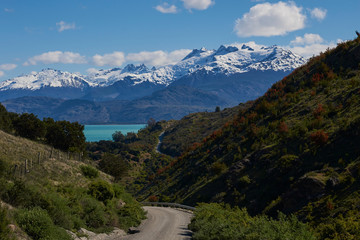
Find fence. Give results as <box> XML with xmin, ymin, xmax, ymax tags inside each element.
<box><xmin>141</xmin><ymin>202</ymin><xmax>196</xmax><ymax>211</ymax></box>
<box><xmin>10</xmin><ymin>147</ymin><xmax>85</xmax><ymax>178</ymax></box>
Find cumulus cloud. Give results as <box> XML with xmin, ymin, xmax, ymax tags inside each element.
<box><xmin>181</xmin><ymin>0</ymin><xmax>214</xmax><ymax>10</ymax></box>
<box><xmin>56</xmin><ymin>21</ymin><xmax>76</xmax><ymax>32</ymax></box>
<box><xmin>287</xmin><ymin>34</ymin><xmax>336</xmax><ymax>58</ymax></box>
<box><xmin>0</xmin><ymin>71</ymin><xmax>4</xmax><ymax>77</ymax></box>
<box><xmin>290</xmin><ymin>33</ymin><xmax>324</xmax><ymax>45</ymax></box>
<box><xmin>127</xmin><ymin>49</ymin><xmax>191</xmax><ymax>66</ymax></box>
<box><xmin>155</xmin><ymin>3</ymin><xmax>178</xmax><ymax>13</ymax></box>
<box><xmin>310</xmin><ymin>8</ymin><xmax>327</xmax><ymax>21</ymax></box>
<box><xmin>24</xmin><ymin>51</ymin><xmax>87</xmax><ymax>66</ymax></box>
<box><xmin>92</xmin><ymin>52</ymin><xmax>126</xmax><ymax>66</ymax></box>
<box><xmin>0</xmin><ymin>63</ymin><xmax>17</xmax><ymax>71</ymax></box>
<box><xmin>234</xmin><ymin>1</ymin><xmax>306</xmax><ymax>37</ymax></box>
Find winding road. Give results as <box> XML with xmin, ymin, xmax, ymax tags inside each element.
<box><xmin>121</xmin><ymin>206</ymin><xmax>193</xmax><ymax>240</ymax></box>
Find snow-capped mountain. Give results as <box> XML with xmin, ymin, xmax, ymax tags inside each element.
<box><xmin>0</xmin><ymin>43</ymin><xmax>305</xmax><ymax>94</ymax></box>
<box><xmin>0</xmin><ymin>43</ymin><xmax>306</xmax><ymax>106</ymax></box>
<box><xmin>0</xmin><ymin>69</ymin><xmax>91</xmax><ymax>91</ymax></box>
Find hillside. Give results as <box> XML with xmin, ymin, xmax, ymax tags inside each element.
<box><xmin>0</xmin><ymin>129</ymin><xmax>145</xmax><ymax>240</ymax></box>
<box><xmin>159</xmin><ymin>104</ymin><xmax>250</xmax><ymax>156</ymax></box>
<box><xmin>137</xmin><ymin>38</ymin><xmax>360</xmax><ymax>239</ymax></box>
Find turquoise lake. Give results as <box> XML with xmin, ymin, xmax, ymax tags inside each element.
<box><xmin>84</xmin><ymin>124</ymin><xmax>146</xmax><ymax>142</ymax></box>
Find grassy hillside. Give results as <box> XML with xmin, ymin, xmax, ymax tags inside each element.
<box><xmin>0</xmin><ymin>129</ymin><xmax>145</xmax><ymax>240</ymax></box>
<box><xmin>138</xmin><ymin>37</ymin><xmax>360</xmax><ymax>239</ymax></box>
<box><xmin>160</xmin><ymin>104</ymin><xmax>249</xmax><ymax>157</ymax></box>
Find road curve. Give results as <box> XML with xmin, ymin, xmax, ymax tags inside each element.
<box><xmin>121</xmin><ymin>206</ymin><xmax>193</xmax><ymax>240</ymax></box>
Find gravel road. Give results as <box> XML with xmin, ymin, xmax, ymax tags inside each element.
<box><xmin>121</xmin><ymin>206</ymin><xmax>193</xmax><ymax>240</ymax></box>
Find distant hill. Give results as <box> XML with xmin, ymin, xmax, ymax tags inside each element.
<box><xmin>137</xmin><ymin>38</ymin><xmax>360</xmax><ymax>238</ymax></box>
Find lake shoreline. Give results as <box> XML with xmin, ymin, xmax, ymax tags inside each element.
<box><xmin>84</xmin><ymin>124</ymin><xmax>146</xmax><ymax>142</ymax></box>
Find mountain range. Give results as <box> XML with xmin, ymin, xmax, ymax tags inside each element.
<box><xmin>0</xmin><ymin>43</ymin><xmax>306</xmax><ymax>123</ymax></box>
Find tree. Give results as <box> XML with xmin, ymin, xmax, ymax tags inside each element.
<box><xmin>215</xmin><ymin>106</ymin><xmax>221</xmax><ymax>112</ymax></box>
<box><xmin>13</xmin><ymin>113</ymin><xmax>45</xmax><ymax>140</ymax></box>
<box><xmin>112</xmin><ymin>131</ymin><xmax>125</xmax><ymax>142</ymax></box>
<box><xmin>99</xmin><ymin>153</ymin><xmax>129</xmax><ymax>181</ymax></box>
<box><xmin>147</xmin><ymin>118</ymin><xmax>156</xmax><ymax>128</ymax></box>
<box><xmin>0</xmin><ymin>103</ymin><xmax>12</xmax><ymax>132</ymax></box>
<box><xmin>45</xmin><ymin>119</ymin><xmax>85</xmax><ymax>152</ymax></box>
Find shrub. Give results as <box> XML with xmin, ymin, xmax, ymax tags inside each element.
<box><xmin>80</xmin><ymin>165</ymin><xmax>99</xmax><ymax>179</ymax></box>
<box><xmin>88</xmin><ymin>180</ymin><xmax>114</xmax><ymax>202</ymax></box>
<box><xmin>148</xmin><ymin>195</ymin><xmax>158</xmax><ymax>202</ymax></box>
<box><xmin>310</xmin><ymin>130</ymin><xmax>329</xmax><ymax>146</ymax></box>
<box><xmin>117</xmin><ymin>203</ymin><xmax>146</xmax><ymax>229</ymax></box>
<box><xmin>210</xmin><ymin>162</ymin><xmax>227</xmax><ymax>175</ymax></box>
<box><xmin>0</xmin><ymin>206</ymin><xmax>12</xmax><ymax>240</ymax></box>
<box><xmin>80</xmin><ymin>197</ymin><xmax>107</xmax><ymax>229</ymax></box>
<box><xmin>0</xmin><ymin>157</ymin><xmax>9</xmax><ymax>177</ymax></box>
<box><xmin>190</xmin><ymin>203</ymin><xmax>316</xmax><ymax>240</ymax></box>
<box><xmin>15</xmin><ymin>207</ymin><xmax>71</xmax><ymax>240</ymax></box>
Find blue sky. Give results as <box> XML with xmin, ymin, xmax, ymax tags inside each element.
<box><xmin>0</xmin><ymin>0</ymin><xmax>359</xmax><ymax>81</ymax></box>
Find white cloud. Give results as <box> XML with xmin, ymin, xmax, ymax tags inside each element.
<box><xmin>155</xmin><ymin>3</ymin><xmax>178</xmax><ymax>14</ymax></box>
<box><xmin>310</xmin><ymin>8</ymin><xmax>327</xmax><ymax>21</ymax></box>
<box><xmin>86</xmin><ymin>68</ymin><xmax>100</xmax><ymax>75</ymax></box>
<box><xmin>181</xmin><ymin>0</ymin><xmax>214</xmax><ymax>10</ymax></box>
<box><xmin>234</xmin><ymin>1</ymin><xmax>306</xmax><ymax>37</ymax></box>
<box><xmin>126</xmin><ymin>49</ymin><xmax>191</xmax><ymax>66</ymax></box>
<box><xmin>287</xmin><ymin>34</ymin><xmax>336</xmax><ymax>58</ymax></box>
<box><xmin>4</xmin><ymin>8</ymin><xmax>13</xmax><ymax>12</ymax></box>
<box><xmin>56</xmin><ymin>21</ymin><xmax>76</xmax><ymax>32</ymax></box>
<box><xmin>0</xmin><ymin>63</ymin><xmax>17</xmax><ymax>71</ymax></box>
<box><xmin>24</xmin><ymin>51</ymin><xmax>87</xmax><ymax>66</ymax></box>
<box><xmin>290</xmin><ymin>33</ymin><xmax>324</xmax><ymax>46</ymax></box>
<box><xmin>0</xmin><ymin>71</ymin><xmax>4</xmax><ymax>77</ymax></box>
<box><xmin>92</xmin><ymin>52</ymin><xmax>126</xmax><ymax>66</ymax></box>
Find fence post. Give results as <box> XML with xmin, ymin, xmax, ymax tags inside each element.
<box><xmin>38</xmin><ymin>152</ymin><xmax>41</xmax><ymax>165</ymax></box>
<box><xmin>25</xmin><ymin>159</ymin><xmax>29</xmax><ymax>173</ymax></box>
<box><xmin>50</xmin><ymin>147</ymin><xmax>53</xmax><ymax>158</ymax></box>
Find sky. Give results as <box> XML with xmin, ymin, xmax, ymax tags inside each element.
<box><xmin>0</xmin><ymin>0</ymin><xmax>359</xmax><ymax>81</ymax></box>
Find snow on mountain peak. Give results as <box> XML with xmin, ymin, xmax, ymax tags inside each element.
<box><xmin>0</xmin><ymin>43</ymin><xmax>306</xmax><ymax>92</ymax></box>
<box><xmin>0</xmin><ymin>69</ymin><xmax>91</xmax><ymax>91</ymax></box>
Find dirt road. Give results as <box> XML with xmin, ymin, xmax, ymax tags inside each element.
<box><xmin>121</xmin><ymin>206</ymin><xmax>193</xmax><ymax>240</ymax></box>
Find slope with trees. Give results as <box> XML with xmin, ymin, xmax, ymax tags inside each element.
<box><xmin>137</xmin><ymin>37</ymin><xmax>360</xmax><ymax>239</ymax></box>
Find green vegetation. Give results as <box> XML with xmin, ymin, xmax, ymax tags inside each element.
<box><xmin>86</xmin><ymin>120</ymin><xmax>174</xmax><ymax>194</ymax></box>
<box><xmin>160</xmin><ymin>105</ymin><xmax>247</xmax><ymax>156</ymax></box>
<box><xmin>0</xmin><ymin>205</ymin><xmax>12</xmax><ymax>240</ymax></box>
<box><xmin>135</xmin><ymin>38</ymin><xmax>360</xmax><ymax>239</ymax></box>
<box><xmin>15</xmin><ymin>207</ymin><xmax>71</xmax><ymax>240</ymax></box>
<box><xmin>190</xmin><ymin>203</ymin><xmax>316</xmax><ymax>240</ymax></box>
<box><xmin>80</xmin><ymin>165</ymin><xmax>99</xmax><ymax>179</ymax></box>
<box><xmin>0</xmin><ymin>106</ymin><xmax>86</xmax><ymax>153</ymax></box>
<box><xmin>0</xmin><ymin>127</ymin><xmax>145</xmax><ymax>239</ymax></box>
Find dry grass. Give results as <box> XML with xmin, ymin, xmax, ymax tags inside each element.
<box><xmin>0</xmin><ymin>130</ymin><xmax>112</xmax><ymax>187</ymax></box>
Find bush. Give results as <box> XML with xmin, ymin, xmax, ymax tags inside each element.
<box><xmin>189</xmin><ymin>203</ymin><xmax>316</xmax><ymax>240</ymax></box>
<box><xmin>0</xmin><ymin>157</ymin><xmax>9</xmax><ymax>177</ymax></box>
<box><xmin>88</xmin><ymin>180</ymin><xmax>114</xmax><ymax>202</ymax></box>
<box><xmin>310</xmin><ymin>130</ymin><xmax>329</xmax><ymax>146</ymax></box>
<box><xmin>0</xmin><ymin>206</ymin><xmax>12</xmax><ymax>240</ymax></box>
<box><xmin>80</xmin><ymin>197</ymin><xmax>107</xmax><ymax>230</ymax></box>
<box><xmin>117</xmin><ymin>203</ymin><xmax>146</xmax><ymax>229</ymax></box>
<box><xmin>15</xmin><ymin>207</ymin><xmax>71</xmax><ymax>240</ymax></box>
<box><xmin>80</xmin><ymin>165</ymin><xmax>99</xmax><ymax>179</ymax></box>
